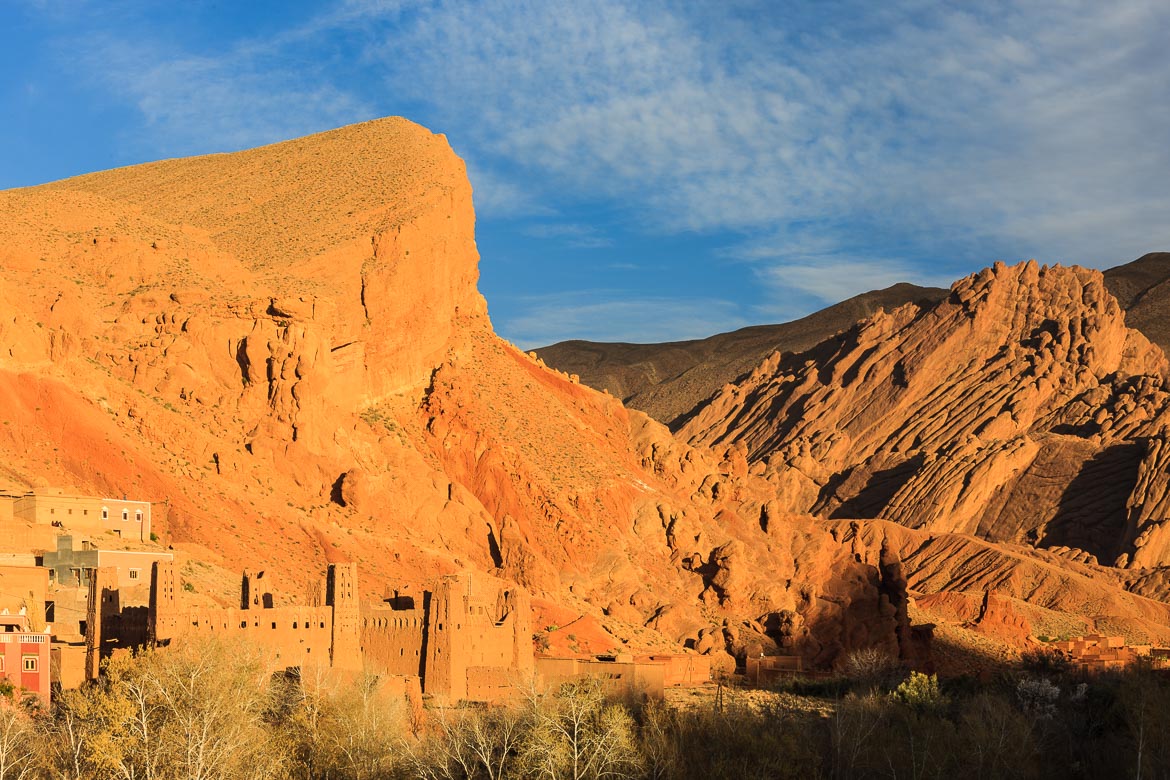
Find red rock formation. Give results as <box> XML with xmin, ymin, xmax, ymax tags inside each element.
<box><xmin>0</xmin><ymin>118</ymin><xmax>923</xmax><ymax>667</ymax></box>
<box><xmin>682</xmin><ymin>260</ymin><xmax>1170</xmax><ymax>571</ymax></box>
<box><xmin>5</xmin><ymin>120</ymin><xmax>1170</xmax><ymax>669</ymax></box>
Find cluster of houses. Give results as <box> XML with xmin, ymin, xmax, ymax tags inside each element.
<box><xmin>1049</xmin><ymin>634</ymin><xmax>1170</xmax><ymax>672</ymax></box>
<box><xmin>1</xmin><ymin>487</ymin><xmax>712</xmax><ymax>709</ymax></box>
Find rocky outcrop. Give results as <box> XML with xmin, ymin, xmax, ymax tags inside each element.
<box><xmin>682</xmin><ymin>260</ymin><xmax>1170</xmax><ymax>571</ymax></box>
<box><xmin>535</xmin><ymin>283</ymin><xmax>948</xmax><ymax>427</ymax></box>
<box><xmin>6</xmin><ymin>119</ymin><xmax>1170</xmax><ymax>668</ymax></box>
<box><xmin>0</xmin><ymin>118</ymin><xmax>930</xmax><ymax>667</ymax></box>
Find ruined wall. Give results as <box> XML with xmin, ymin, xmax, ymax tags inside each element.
<box><xmin>0</xmin><ymin>520</ymin><xmax>56</xmax><ymax>553</ymax></box>
<box><xmin>146</xmin><ymin>561</ymin><xmax>367</xmax><ymax>673</ymax></box>
<box><xmin>637</xmin><ymin>654</ymin><xmax>713</xmax><ymax>687</ymax></box>
<box><xmin>425</xmin><ymin>573</ymin><xmax>535</xmax><ymax>702</ymax></box>
<box><xmin>177</xmin><ymin>603</ymin><xmax>335</xmax><ymax>667</ymax></box>
<box><xmin>361</xmin><ymin>602</ymin><xmax>427</xmax><ymax>677</ymax></box>
<box><xmin>0</xmin><ymin>564</ymin><xmax>48</xmax><ymax>620</ymax></box>
<box><xmin>84</xmin><ymin>566</ymin><xmax>115</xmax><ymax>680</ymax></box>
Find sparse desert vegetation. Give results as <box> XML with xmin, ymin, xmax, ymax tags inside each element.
<box><xmin>3</xmin><ymin>637</ymin><xmax>1170</xmax><ymax>779</ymax></box>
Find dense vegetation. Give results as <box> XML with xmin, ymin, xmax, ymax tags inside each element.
<box><xmin>2</xmin><ymin>640</ymin><xmax>1169</xmax><ymax>779</ymax></box>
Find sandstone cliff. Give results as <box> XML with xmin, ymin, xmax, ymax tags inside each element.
<box><xmin>5</xmin><ymin>120</ymin><xmax>1170</xmax><ymax>667</ymax></box>
<box><xmin>682</xmin><ymin>260</ymin><xmax>1170</xmax><ymax>575</ymax></box>
<box><xmin>0</xmin><ymin>118</ymin><xmax>928</xmax><ymax>667</ymax></box>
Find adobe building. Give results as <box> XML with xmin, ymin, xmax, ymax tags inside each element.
<box><xmin>1051</xmin><ymin>634</ymin><xmax>1170</xmax><ymax>672</ymax></box>
<box><xmin>746</xmin><ymin>654</ymin><xmax>805</xmax><ymax>686</ymax></box>
<box><xmin>0</xmin><ymin>488</ymin><xmax>154</xmax><ymax>542</ymax></box>
<box><xmin>535</xmin><ymin>654</ymin><xmax>668</xmax><ymax>700</ymax></box>
<box><xmin>362</xmin><ymin>572</ymin><xmax>534</xmax><ymax>703</ymax></box>
<box><xmin>0</xmin><ymin>563</ymin><xmax>49</xmax><ymax>624</ymax></box>
<box><xmin>80</xmin><ymin>560</ymin><xmax>711</xmax><ymax>705</ymax></box>
<box><xmin>0</xmin><ymin>610</ymin><xmax>51</xmax><ymax>708</ymax></box>
<box><xmin>85</xmin><ymin>562</ymin><xmax>536</xmax><ymax>704</ymax></box>
<box><xmin>41</xmin><ymin>535</ymin><xmax>173</xmax><ymax>590</ymax></box>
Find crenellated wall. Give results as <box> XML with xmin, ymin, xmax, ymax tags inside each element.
<box><xmin>94</xmin><ymin>560</ymin><xmax>536</xmax><ymax>703</ymax></box>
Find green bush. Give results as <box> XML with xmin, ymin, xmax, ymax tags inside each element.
<box><xmin>892</xmin><ymin>671</ymin><xmax>948</xmax><ymax>712</ymax></box>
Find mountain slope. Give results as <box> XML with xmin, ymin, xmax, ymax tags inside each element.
<box><xmin>0</xmin><ymin>118</ymin><xmax>927</xmax><ymax>666</ymax></box>
<box><xmin>536</xmin><ymin>254</ymin><xmax>1170</xmax><ymax>430</ymax></box>
<box><xmin>681</xmin><ymin>260</ymin><xmax>1170</xmax><ymax>575</ymax></box>
<box><xmin>4</xmin><ymin>121</ymin><xmax>1170</xmax><ymax>668</ymax></box>
<box><xmin>1104</xmin><ymin>252</ymin><xmax>1170</xmax><ymax>354</ymax></box>
<box><xmin>536</xmin><ymin>283</ymin><xmax>949</xmax><ymax>427</ymax></box>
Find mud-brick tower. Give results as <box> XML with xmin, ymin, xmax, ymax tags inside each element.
<box><xmin>84</xmin><ymin>566</ymin><xmax>118</xmax><ymax>680</ymax></box>
<box><xmin>424</xmin><ymin>575</ymin><xmax>459</xmax><ymax>700</ymax></box>
<box><xmin>326</xmin><ymin>563</ymin><xmax>361</xmax><ymax>671</ymax></box>
<box><xmin>148</xmin><ymin>560</ymin><xmax>180</xmax><ymax>646</ymax></box>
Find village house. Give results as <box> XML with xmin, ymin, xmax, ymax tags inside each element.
<box><xmin>0</xmin><ymin>609</ymin><xmax>51</xmax><ymax>708</ymax></box>
<box><xmin>0</xmin><ymin>488</ymin><xmax>155</xmax><ymax>543</ymax></box>
<box><xmin>1052</xmin><ymin>634</ymin><xmax>1170</xmax><ymax>672</ymax></box>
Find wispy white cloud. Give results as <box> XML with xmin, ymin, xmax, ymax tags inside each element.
<box><xmin>726</xmin><ymin>228</ymin><xmax>956</xmax><ymax>321</ymax></box>
<box><xmin>354</xmin><ymin>0</ymin><xmax>1170</xmax><ymax>265</ymax></box>
<box><xmin>522</xmin><ymin>222</ymin><xmax>613</xmax><ymax>249</ymax></box>
<box><xmin>39</xmin><ymin>0</ymin><xmax>1170</xmax><ymax>343</ymax></box>
<box><xmin>464</xmin><ymin>163</ymin><xmax>554</xmax><ymax>219</ymax></box>
<box><xmin>59</xmin><ymin>0</ymin><xmax>1170</xmax><ymax>267</ymax></box>
<box><xmin>501</xmin><ymin>294</ymin><xmax>750</xmax><ymax>348</ymax></box>
<box><xmin>72</xmin><ymin>29</ymin><xmax>376</xmax><ymax>158</ymax></box>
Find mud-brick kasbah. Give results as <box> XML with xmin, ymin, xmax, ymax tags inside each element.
<box><xmin>1</xmin><ymin>488</ymin><xmax>711</xmax><ymax>708</ymax></box>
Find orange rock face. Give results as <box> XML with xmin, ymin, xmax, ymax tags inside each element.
<box><xmin>0</xmin><ymin>118</ymin><xmax>931</xmax><ymax>667</ymax></box>
<box><xmin>683</xmin><ymin>260</ymin><xmax>1170</xmax><ymax>573</ymax></box>
<box><xmin>5</xmin><ymin>119</ymin><xmax>1170</xmax><ymax>666</ymax></box>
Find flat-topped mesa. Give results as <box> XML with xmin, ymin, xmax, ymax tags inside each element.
<box><xmin>680</xmin><ymin>261</ymin><xmax>1170</xmax><ymax>567</ymax></box>
<box><xmin>2</xmin><ymin>117</ymin><xmax>487</xmax><ymax>406</ymax></box>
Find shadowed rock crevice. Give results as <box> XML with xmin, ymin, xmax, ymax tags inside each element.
<box><xmin>1039</xmin><ymin>442</ymin><xmax>1144</xmax><ymax>564</ymax></box>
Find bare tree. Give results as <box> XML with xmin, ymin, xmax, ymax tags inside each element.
<box><xmin>409</xmin><ymin>704</ymin><xmax>527</xmax><ymax>780</ymax></box>
<box><xmin>0</xmin><ymin>702</ymin><xmax>37</xmax><ymax>780</ymax></box>
<box><xmin>41</xmin><ymin>683</ymin><xmax>130</xmax><ymax>780</ymax></box>
<box><xmin>304</xmin><ymin>670</ymin><xmax>407</xmax><ymax>780</ymax></box>
<box><xmin>518</xmin><ymin>679</ymin><xmax>642</xmax><ymax>780</ymax></box>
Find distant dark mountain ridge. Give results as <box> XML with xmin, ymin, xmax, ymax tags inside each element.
<box><xmin>1103</xmin><ymin>252</ymin><xmax>1170</xmax><ymax>354</ymax></box>
<box><xmin>536</xmin><ymin>283</ymin><xmax>949</xmax><ymax>427</ymax></box>
<box><xmin>537</xmin><ymin>253</ymin><xmax>1170</xmax><ymax>428</ymax></box>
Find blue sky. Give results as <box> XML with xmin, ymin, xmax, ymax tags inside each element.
<box><xmin>3</xmin><ymin>1</ymin><xmax>1169</xmax><ymax>348</ymax></box>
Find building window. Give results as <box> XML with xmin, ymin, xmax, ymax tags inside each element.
<box><xmin>102</xmin><ymin>507</ymin><xmax>108</xmax><ymax>520</ymax></box>
<box><xmin>0</xmin><ymin>657</ymin><xmax>4</xmax><ymax>672</ymax></box>
<box><xmin>23</xmin><ymin>656</ymin><xmax>38</xmax><ymax>672</ymax></box>
<box><xmin>122</xmin><ymin>509</ymin><xmax>129</xmax><ymax>521</ymax></box>
<box><xmin>83</xmin><ymin>509</ymin><xmax>89</xmax><ymax>516</ymax></box>
<box><xmin>50</xmin><ymin>508</ymin><xmax>55</xmax><ymax>515</ymax></box>
<box><xmin>136</xmin><ymin>510</ymin><xmax>143</xmax><ymax>523</ymax></box>
<box><xmin>129</xmin><ymin>569</ymin><xmax>141</xmax><ymax>581</ymax></box>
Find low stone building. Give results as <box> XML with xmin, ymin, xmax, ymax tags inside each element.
<box><xmin>0</xmin><ymin>488</ymin><xmax>154</xmax><ymax>543</ymax></box>
<box><xmin>0</xmin><ymin>610</ymin><xmax>51</xmax><ymax>707</ymax></box>
<box><xmin>1052</xmin><ymin>634</ymin><xmax>1170</xmax><ymax>672</ymax></box>
<box><xmin>41</xmin><ymin>535</ymin><xmax>173</xmax><ymax>590</ymax></box>
<box><xmin>536</xmin><ymin>654</ymin><xmax>667</xmax><ymax>700</ymax></box>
